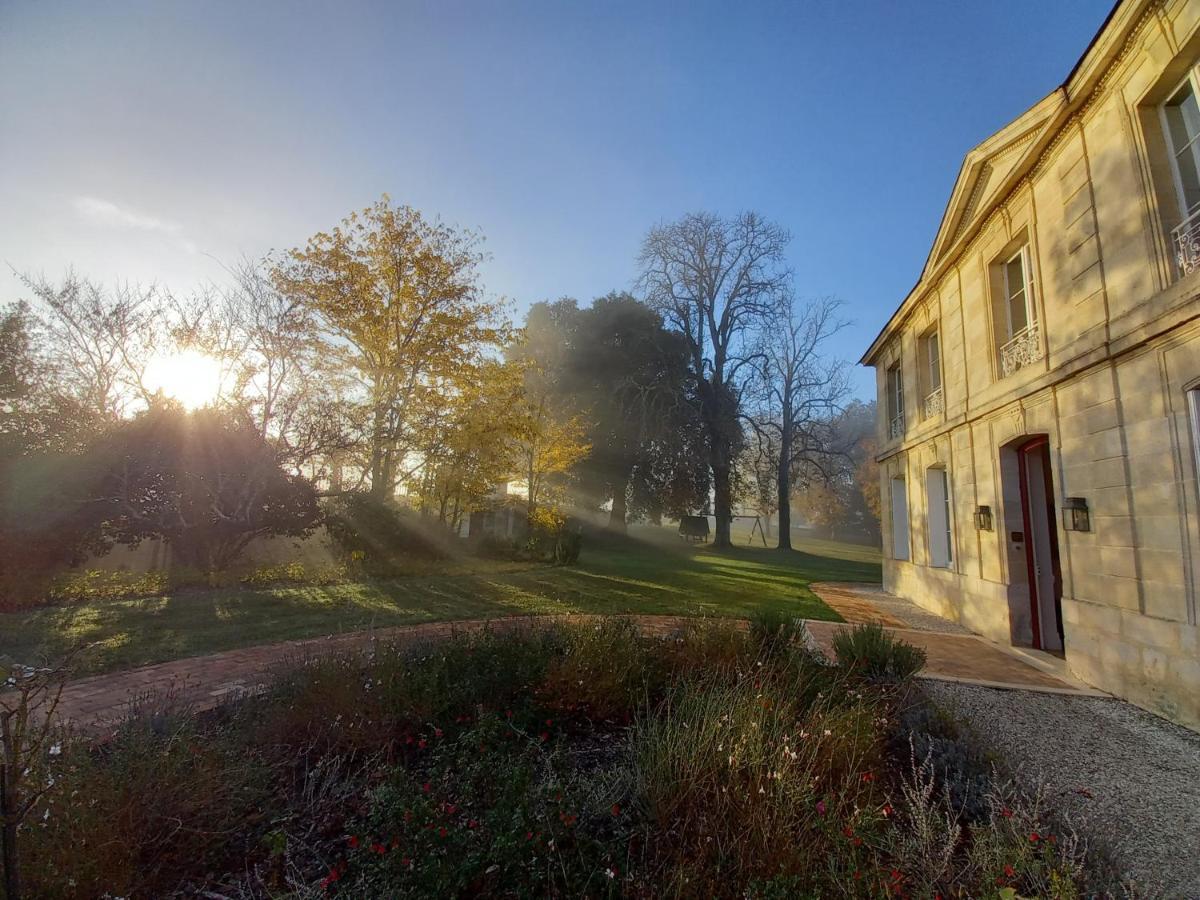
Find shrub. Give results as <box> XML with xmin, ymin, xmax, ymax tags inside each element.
<box><xmin>539</xmin><ymin>619</ymin><xmax>664</xmax><ymax>721</ymax></box>
<box><xmin>748</xmin><ymin>608</ymin><xmax>808</xmax><ymax>658</ymax></box>
<box><xmin>337</xmin><ymin>714</ymin><xmax>633</xmax><ymax>897</ymax></box>
<box><xmin>832</xmin><ymin>622</ymin><xmax>926</xmax><ymax>682</ymax></box>
<box><xmin>553</xmin><ymin>528</ymin><xmax>583</xmax><ymax>565</ymax></box>
<box><xmin>48</xmin><ymin>568</ymin><xmax>170</xmax><ymax>603</ymax></box>
<box><xmin>632</xmin><ymin>665</ymin><xmax>887</xmax><ymax>892</ymax></box>
<box><xmin>324</xmin><ymin>492</ymin><xmax>452</xmax><ymax>575</ymax></box>
<box><xmin>239</xmin><ymin>561</ymin><xmax>348</xmax><ymax>588</ymax></box>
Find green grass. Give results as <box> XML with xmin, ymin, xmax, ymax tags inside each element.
<box><xmin>0</xmin><ymin>525</ymin><xmax>880</xmax><ymax>676</ymax></box>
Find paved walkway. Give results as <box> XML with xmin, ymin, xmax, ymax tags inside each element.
<box><xmin>26</xmin><ymin>586</ymin><xmax>1102</xmax><ymax>733</ymax></box>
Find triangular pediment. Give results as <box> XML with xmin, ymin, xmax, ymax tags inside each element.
<box><xmin>921</xmin><ymin>91</ymin><xmax>1065</xmax><ymax>281</ymax></box>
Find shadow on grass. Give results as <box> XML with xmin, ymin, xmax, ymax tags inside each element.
<box><xmin>0</xmin><ymin>531</ymin><xmax>880</xmax><ymax>675</ymax></box>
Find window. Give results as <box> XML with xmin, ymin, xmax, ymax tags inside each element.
<box><xmin>890</xmin><ymin>477</ymin><xmax>910</xmax><ymax>561</ymax></box>
<box><xmin>925</xmin><ymin>467</ymin><xmax>953</xmax><ymax>568</ymax></box>
<box><xmin>1161</xmin><ymin>70</ymin><xmax>1200</xmax><ymax>277</ymax></box>
<box><xmin>886</xmin><ymin>362</ymin><xmax>904</xmax><ymax>439</ymax></box>
<box><xmin>1002</xmin><ymin>247</ymin><xmax>1036</xmax><ymax>341</ymax></box>
<box><xmin>1163</xmin><ymin>77</ymin><xmax>1200</xmax><ymax>220</ymax></box>
<box><xmin>918</xmin><ymin>328</ymin><xmax>942</xmax><ymax>419</ymax></box>
<box><xmin>993</xmin><ymin>242</ymin><xmax>1042</xmax><ymax>377</ymax></box>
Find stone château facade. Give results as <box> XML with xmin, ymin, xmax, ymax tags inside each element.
<box><xmin>862</xmin><ymin>0</ymin><xmax>1200</xmax><ymax>729</ymax></box>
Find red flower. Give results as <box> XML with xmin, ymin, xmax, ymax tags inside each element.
<box><xmin>545</xmin><ymin>718</ymin><xmax>553</xmax><ymax>726</ymax></box>
<box><xmin>505</xmin><ymin>710</ymin><xmax>513</xmax><ymax>718</ymax></box>
<box><xmin>882</xmin><ymin>803</ymin><xmax>893</xmax><ymax>817</ymax></box>
<box><xmin>861</xmin><ymin>772</ymin><xmax>875</xmax><ymax>783</ymax></box>
<box><xmin>539</xmin><ymin>731</ymin><xmax>550</xmax><ymax>742</ymax></box>
<box><xmin>1029</xmin><ymin>832</ymin><xmax>1040</xmax><ymax>843</ymax></box>
<box><xmin>525</xmin><ymin>831</ymin><xmax>534</xmax><ymax>841</ymax></box>
<box><xmin>1004</xmin><ymin>864</ymin><xmax>1015</xmax><ymax>878</ymax></box>
<box><xmin>438</xmin><ymin>826</ymin><xmax>448</xmax><ymax>838</ymax></box>
<box><xmin>422</xmin><ymin>782</ymin><xmax>432</xmax><ymax>793</ymax></box>
<box><xmin>611</xmin><ymin>803</ymin><xmax>621</xmax><ymax>816</ymax></box>
<box><xmin>842</xmin><ymin>826</ymin><xmax>855</xmax><ymax>838</ymax></box>
<box><xmin>434</xmin><ymin>728</ymin><xmax>443</xmax><ymax>738</ymax></box>
<box><xmin>418</xmin><ymin>739</ymin><xmax>427</xmax><ymax>749</ymax></box>
<box><xmin>347</xmin><ymin>835</ymin><xmax>359</xmax><ymax>849</ymax></box>
<box><xmin>468</xmin><ymin>819</ymin><xmax>479</xmax><ymax>829</ymax></box>
<box><xmin>1001</xmin><ymin>807</ymin><xmax>1013</xmax><ymax>818</ymax></box>
<box><xmin>401</xmin><ymin>856</ymin><xmax>411</xmax><ymax>867</ymax></box>
<box><xmin>371</xmin><ymin>842</ymin><xmax>387</xmax><ymax>855</ymax></box>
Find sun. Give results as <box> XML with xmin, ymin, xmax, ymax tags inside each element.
<box><xmin>144</xmin><ymin>348</ymin><xmax>224</xmax><ymax>410</ymax></box>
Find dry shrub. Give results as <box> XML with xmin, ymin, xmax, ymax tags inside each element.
<box><xmin>20</xmin><ymin>713</ymin><xmax>268</xmax><ymax>898</ymax></box>
<box><xmin>633</xmin><ymin>661</ymin><xmax>888</xmax><ymax>894</ymax></box>
<box><xmin>538</xmin><ymin>618</ymin><xmax>664</xmax><ymax>721</ymax></box>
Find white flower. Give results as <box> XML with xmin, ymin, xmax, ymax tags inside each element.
<box><xmin>823</xmin><ymin>729</ymin><xmax>832</xmax><ymax>737</ymax></box>
<box><xmin>604</xmin><ymin>868</ymin><xmax>616</xmax><ymax>879</ymax></box>
<box><xmin>48</xmin><ymin>743</ymin><xmax>62</xmax><ymax>756</ymax></box>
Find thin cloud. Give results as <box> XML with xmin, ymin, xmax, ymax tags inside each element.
<box><xmin>73</xmin><ymin>195</ymin><xmax>198</xmax><ymax>254</ymax></box>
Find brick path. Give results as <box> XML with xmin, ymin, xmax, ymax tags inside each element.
<box><xmin>25</xmin><ymin>587</ymin><xmax>1102</xmax><ymax>734</ymax></box>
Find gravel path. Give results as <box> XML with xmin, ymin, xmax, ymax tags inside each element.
<box><xmin>924</xmin><ymin>681</ymin><xmax>1200</xmax><ymax>897</ymax></box>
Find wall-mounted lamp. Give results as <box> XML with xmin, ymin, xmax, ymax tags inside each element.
<box><xmin>974</xmin><ymin>505</ymin><xmax>993</xmax><ymax>531</ymax></box>
<box><xmin>1062</xmin><ymin>497</ymin><xmax>1090</xmax><ymax>532</ymax></box>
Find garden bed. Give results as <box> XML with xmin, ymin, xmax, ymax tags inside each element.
<box><xmin>9</xmin><ymin>618</ymin><xmax>1115</xmax><ymax>898</ymax></box>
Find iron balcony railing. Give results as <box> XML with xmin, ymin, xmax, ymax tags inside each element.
<box><xmin>1172</xmin><ymin>206</ymin><xmax>1200</xmax><ymax>278</ymax></box>
<box><xmin>999</xmin><ymin>322</ymin><xmax>1043</xmax><ymax>378</ymax></box>
<box><xmin>888</xmin><ymin>413</ymin><xmax>904</xmax><ymax>440</ymax></box>
<box><xmin>923</xmin><ymin>386</ymin><xmax>944</xmax><ymax>420</ymax></box>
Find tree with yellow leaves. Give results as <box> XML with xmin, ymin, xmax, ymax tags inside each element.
<box><xmin>274</xmin><ymin>197</ymin><xmax>507</xmax><ymax>498</ymax></box>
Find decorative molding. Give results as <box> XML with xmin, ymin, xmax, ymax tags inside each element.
<box><xmin>876</xmin><ymin>0</ymin><xmax>1165</xmax><ymax>352</ymax></box>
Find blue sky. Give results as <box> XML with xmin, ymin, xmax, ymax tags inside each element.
<box><xmin>0</xmin><ymin>0</ymin><xmax>1110</xmax><ymax>397</ymax></box>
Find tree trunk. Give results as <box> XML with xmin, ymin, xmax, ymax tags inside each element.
<box><xmin>777</xmin><ymin>425</ymin><xmax>793</xmax><ymax>551</ymax></box>
<box><xmin>608</xmin><ymin>473</ymin><xmax>629</xmax><ymax>532</ymax></box>
<box><xmin>712</xmin><ymin>462</ymin><xmax>732</xmax><ymax>548</ymax></box>
<box><xmin>369</xmin><ymin>404</ymin><xmax>388</xmax><ymax>499</ymax></box>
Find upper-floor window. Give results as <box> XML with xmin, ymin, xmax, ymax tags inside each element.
<box><xmin>1162</xmin><ymin>72</ymin><xmax>1200</xmax><ymax>276</ymax></box>
<box><xmin>886</xmin><ymin>361</ymin><xmax>904</xmax><ymax>440</ymax></box>
<box><xmin>994</xmin><ymin>243</ymin><xmax>1042</xmax><ymax>378</ymax></box>
<box><xmin>918</xmin><ymin>328</ymin><xmax>942</xmax><ymax>419</ymax></box>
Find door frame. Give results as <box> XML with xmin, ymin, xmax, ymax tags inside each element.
<box><xmin>1015</xmin><ymin>436</ymin><xmax>1063</xmax><ymax>651</ymax></box>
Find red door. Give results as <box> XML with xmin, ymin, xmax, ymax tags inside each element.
<box><xmin>1017</xmin><ymin>437</ymin><xmax>1064</xmax><ymax>652</ymax></box>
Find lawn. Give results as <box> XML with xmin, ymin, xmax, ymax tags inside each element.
<box><xmin>0</xmin><ymin>525</ymin><xmax>881</xmax><ymax>676</ymax></box>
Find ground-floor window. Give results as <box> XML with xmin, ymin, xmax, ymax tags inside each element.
<box><xmin>926</xmin><ymin>466</ymin><xmax>953</xmax><ymax>568</ymax></box>
<box><xmin>890</xmin><ymin>477</ymin><xmax>910</xmax><ymax>560</ymax></box>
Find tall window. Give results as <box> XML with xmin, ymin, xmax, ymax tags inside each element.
<box><xmin>890</xmin><ymin>477</ymin><xmax>910</xmax><ymax>561</ymax></box>
<box><xmin>887</xmin><ymin>362</ymin><xmax>904</xmax><ymax>439</ymax></box>
<box><xmin>1002</xmin><ymin>247</ymin><xmax>1036</xmax><ymax>340</ymax></box>
<box><xmin>918</xmin><ymin>328</ymin><xmax>942</xmax><ymax>419</ymax></box>
<box><xmin>926</xmin><ymin>467</ymin><xmax>953</xmax><ymax>568</ymax></box>
<box><xmin>1163</xmin><ymin>76</ymin><xmax>1200</xmax><ymax>220</ymax></box>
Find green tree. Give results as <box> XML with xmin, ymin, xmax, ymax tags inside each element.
<box><xmin>86</xmin><ymin>406</ymin><xmax>321</xmax><ymax>570</ymax></box>
<box><xmin>562</xmin><ymin>293</ymin><xmax>699</xmax><ymax>531</ymax></box>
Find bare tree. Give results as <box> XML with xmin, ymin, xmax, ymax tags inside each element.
<box><xmin>637</xmin><ymin>212</ymin><xmax>790</xmax><ymax>548</ymax></box>
<box><xmin>749</xmin><ymin>296</ymin><xmax>849</xmax><ymax>550</ymax></box>
<box><xmin>17</xmin><ymin>271</ymin><xmax>165</xmax><ymax>422</ymax></box>
<box><xmin>177</xmin><ymin>259</ymin><xmax>354</xmax><ymax>475</ymax></box>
